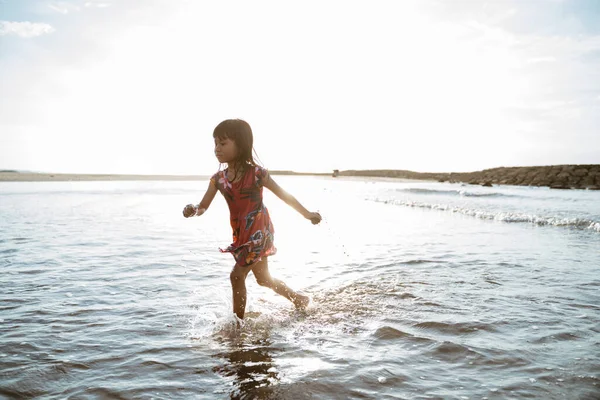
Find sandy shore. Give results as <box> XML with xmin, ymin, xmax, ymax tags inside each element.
<box><xmin>0</xmin><ymin>170</ymin><xmax>333</xmax><ymax>182</ymax></box>
<box><xmin>0</xmin><ymin>172</ymin><xmax>208</xmax><ymax>182</ymax></box>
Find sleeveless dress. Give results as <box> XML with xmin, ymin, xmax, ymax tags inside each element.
<box><xmin>210</xmin><ymin>165</ymin><xmax>277</xmax><ymax>267</ymax></box>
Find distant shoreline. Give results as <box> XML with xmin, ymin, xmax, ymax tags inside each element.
<box><xmin>0</xmin><ymin>170</ymin><xmax>329</xmax><ymax>182</ymax></box>
<box><xmin>1</xmin><ymin>165</ymin><xmax>599</xmax><ymax>189</ymax></box>
<box><xmin>0</xmin><ymin>172</ymin><xmax>208</xmax><ymax>182</ymax></box>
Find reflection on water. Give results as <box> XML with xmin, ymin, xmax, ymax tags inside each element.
<box><xmin>2</xmin><ymin>180</ymin><xmax>599</xmax><ymax>399</ymax></box>
<box><xmin>212</xmin><ymin>326</ymin><xmax>281</xmax><ymax>399</ymax></box>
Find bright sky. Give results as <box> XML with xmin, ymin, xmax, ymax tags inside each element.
<box><xmin>1</xmin><ymin>0</ymin><xmax>599</xmax><ymax>174</ymax></box>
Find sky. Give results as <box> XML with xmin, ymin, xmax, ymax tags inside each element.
<box><xmin>1</xmin><ymin>0</ymin><xmax>599</xmax><ymax>174</ymax></box>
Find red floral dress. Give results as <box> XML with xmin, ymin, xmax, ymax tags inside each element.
<box><xmin>210</xmin><ymin>165</ymin><xmax>277</xmax><ymax>267</ymax></box>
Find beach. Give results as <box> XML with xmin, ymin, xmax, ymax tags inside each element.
<box><xmin>0</xmin><ymin>172</ymin><xmax>207</xmax><ymax>182</ymax></box>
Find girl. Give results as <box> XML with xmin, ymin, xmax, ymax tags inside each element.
<box><xmin>183</xmin><ymin>119</ymin><xmax>322</xmax><ymax>320</ymax></box>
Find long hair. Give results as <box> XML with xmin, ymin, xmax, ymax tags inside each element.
<box><xmin>213</xmin><ymin>119</ymin><xmax>261</xmax><ymax>179</ymax></box>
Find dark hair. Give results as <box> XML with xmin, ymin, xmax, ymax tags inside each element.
<box><xmin>213</xmin><ymin>119</ymin><xmax>261</xmax><ymax>176</ymax></box>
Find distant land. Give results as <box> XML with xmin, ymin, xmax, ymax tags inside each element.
<box><xmin>334</xmin><ymin>164</ymin><xmax>600</xmax><ymax>190</ymax></box>
<box><xmin>0</xmin><ymin>172</ymin><xmax>207</xmax><ymax>182</ymax></box>
<box><xmin>1</xmin><ymin>165</ymin><xmax>599</xmax><ymax>189</ymax></box>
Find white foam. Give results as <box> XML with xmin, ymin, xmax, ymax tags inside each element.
<box><xmin>374</xmin><ymin>198</ymin><xmax>600</xmax><ymax>232</ymax></box>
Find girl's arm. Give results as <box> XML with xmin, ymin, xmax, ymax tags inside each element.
<box><xmin>183</xmin><ymin>181</ymin><xmax>218</xmax><ymax>218</ymax></box>
<box><xmin>264</xmin><ymin>174</ymin><xmax>321</xmax><ymax>224</ymax></box>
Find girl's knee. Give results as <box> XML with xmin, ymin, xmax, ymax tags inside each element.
<box><xmin>230</xmin><ymin>269</ymin><xmax>246</xmax><ymax>285</ymax></box>
<box><xmin>255</xmin><ymin>276</ymin><xmax>273</xmax><ymax>287</ymax></box>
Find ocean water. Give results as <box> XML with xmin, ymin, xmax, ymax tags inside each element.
<box><xmin>1</xmin><ymin>177</ymin><xmax>599</xmax><ymax>399</ymax></box>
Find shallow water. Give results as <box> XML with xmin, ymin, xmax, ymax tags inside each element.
<box><xmin>1</xmin><ymin>177</ymin><xmax>599</xmax><ymax>399</ymax></box>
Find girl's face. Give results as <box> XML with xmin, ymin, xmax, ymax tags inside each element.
<box><xmin>214</xmin><ymin>137</ymin><xmax>238</xmax><ymax>164</ymax></box>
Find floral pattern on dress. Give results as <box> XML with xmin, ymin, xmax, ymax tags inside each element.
<box><xmin>210</xmin><ymin>166</ymin><xmax>276</xmax><ymax>267</ymax></box>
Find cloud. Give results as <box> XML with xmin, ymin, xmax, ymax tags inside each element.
<box><xmin>0</xmin><ymin>21</ymin><xmax>55</xmax><ymax>37</ymax></box>
<box><xmin>526</xmin><ymin>56</ymin><xmax>557</xmax><ymax>64</ymax></box>
<box><xmin>85</xmin><ymin>1</ymin><xmax>112</xmax><ymax>8</ymax></box>
<box><xmin>48</xmin><ymin>2</ymin><xmax>81</xmax><ymax>14</ymax></box>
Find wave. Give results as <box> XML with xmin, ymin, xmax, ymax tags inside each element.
<box><xmin>395</xmin><ymin>188</ymin><xmax>518</xmax><ymax>198</ymax></box>
<box><xmin>374</xmin><ymin>198</ymin><xmax>600</xmax><ymax>232</ymax></box>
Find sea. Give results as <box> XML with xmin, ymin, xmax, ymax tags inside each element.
<box><xmin>1</xmin><ymin>176</ymin><xmax>599</xmax><ymax>399</ymax></box>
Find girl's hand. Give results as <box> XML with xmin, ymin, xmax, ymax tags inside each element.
<box><xmin>306</xmin><ymin>212</ymin><xmax>322</xmax><ymax>225</ymax></box>
<box><xmin>183</xmin><ymin>204</ymin><xmax>207</xmax><ymax>218</ymax></box>
<box><xmin>183</xmin><ymin>204</ymin><xmax>197</xmax><ymax>218</ymax></box>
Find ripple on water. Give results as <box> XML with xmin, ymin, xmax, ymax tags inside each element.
<box><xmin>532</xmin><ymin>331</ymin><xmax>582</xmax><ymax>344</ymax></box>
<box><xmin>372</xmin><ymin>326</ymin><xmax>412</xmax><ymax>340</ymax></box>
<box><xmin>469</xmin><ymin>347</ymin><xmax>533</xmax><ymax>368</ymax></box>
<box><xmin>371</xmin><ymin>326</ymin><xmax>433</xmax><ymax>347</ymax></box>
<box><xmin>0</xmin><ymin>359</ymin><xmax>92</xmax><ymax>398</ymax></box>
<box><xmin>413</xmin><ymin>320</ymin><xmax>499</xmax><ymax>335</ymax></box>
<box><xmin>424</xmin><ymin>340</ymin><xmax>483</xmax><ymax>364</ymax></box>
<box><xmin>0</xmin><ymin>248</ymin><xmax>19</xmax><ymax>255</ymax></box>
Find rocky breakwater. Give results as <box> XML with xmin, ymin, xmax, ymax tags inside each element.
<box><xmin>448</xmin><ymin>165</ymin><xmax>600</xmax><ymax>190</ymax></box>
<box><xmin>339</xmin><ymin>165</ymin><xmax>600</xmax><ymax>190</ymax></box>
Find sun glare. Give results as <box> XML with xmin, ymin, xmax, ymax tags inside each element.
<box><xmin>2</xmin><ymin>0</ymin><xmax>595</xmax><ymax>174</ymax></box>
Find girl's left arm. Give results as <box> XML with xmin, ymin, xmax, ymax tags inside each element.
<box><xmin>264</xmin><ymin>173</ymin><xmax>321</xmax><ymax>224</ymax></box>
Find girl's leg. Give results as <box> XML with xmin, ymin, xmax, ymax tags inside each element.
<box><xmin>230</xmin><ymin>264</ymin><xmax>252</xmax><ymax>319</ymax></box>
<box><xmin>251</xmin><ymin>258</ymin><xmax>309</xmax><ymax>309</ymax></box>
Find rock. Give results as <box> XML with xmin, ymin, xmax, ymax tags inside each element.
<box><xmin>530</xmin><ymin>176</ymin><xmax>546</xmax><ymax>186</ymax></box>
<box><xmin>340</xmin><ymin>165</ymin><xmax>598</xmax><ymax>190</ymax></box>
<box><xmin>580</xmin><ymin>177</ymin><xmax>595</xmax><ymax>187</ymax></box>
<box><xmin>550</xmin><ymin>184</ymin><xmax>571</xmax><ymax>190</ymax></box>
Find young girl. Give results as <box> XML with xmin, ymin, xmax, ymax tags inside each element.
<box><xmin>183</xmin><ymin>119</ymin><xmax>322</xmax><ymax>320</ymax></box>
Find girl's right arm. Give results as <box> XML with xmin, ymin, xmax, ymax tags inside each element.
<box><xmin>183</xmin><ymin>181</ymin><xmax>218</xmax><ymax>218</ymax></box>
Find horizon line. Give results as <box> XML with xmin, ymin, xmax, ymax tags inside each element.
<box><xmin>1</xmin><ymin>163</ymin><xmax>599</xmax><ymax>176</ymax></box>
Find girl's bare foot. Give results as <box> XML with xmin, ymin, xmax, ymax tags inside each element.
<box><xmin>293</xmin><ymin>294</ymin><xmax>310</xmax><ymax>310</ymax></box>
